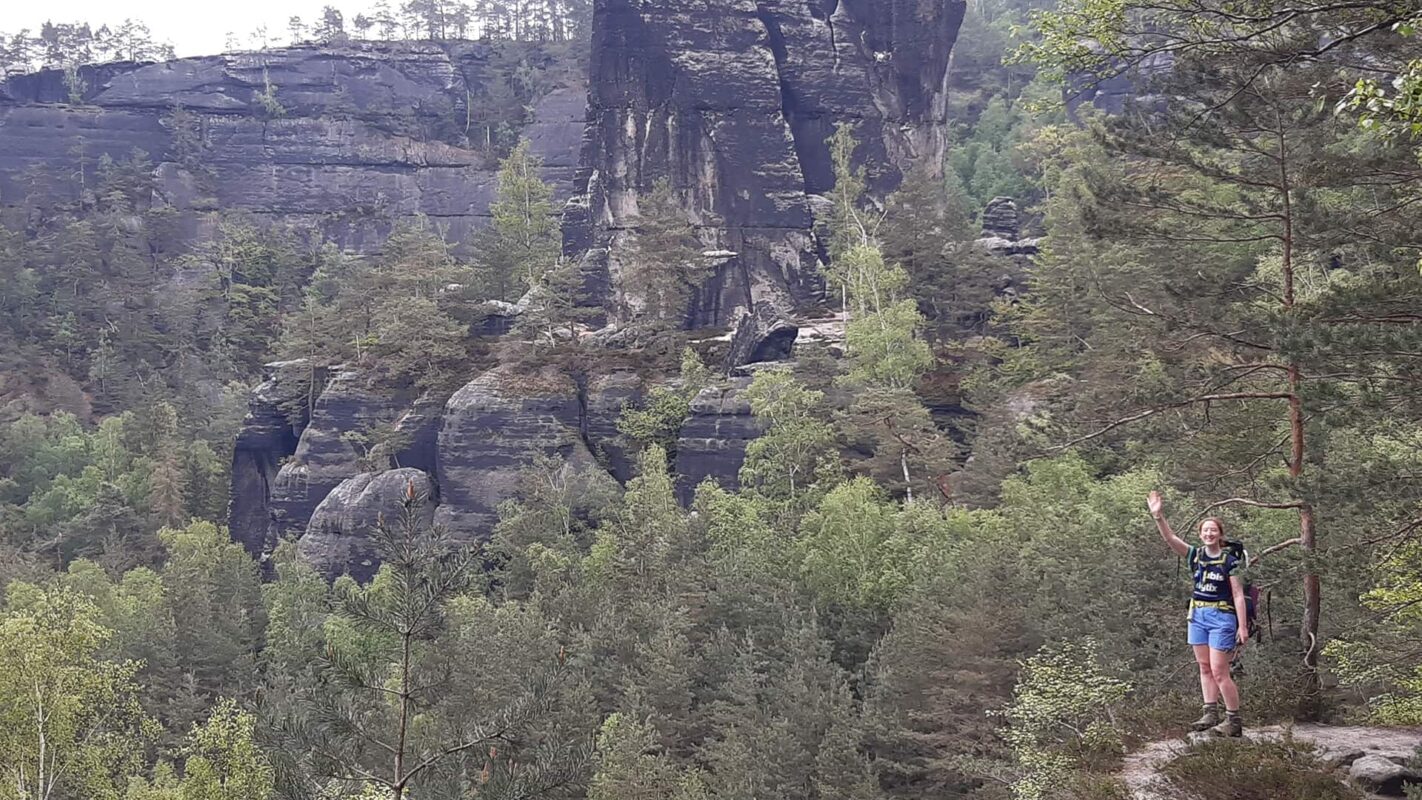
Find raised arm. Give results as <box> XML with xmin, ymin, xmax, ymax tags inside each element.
<box><xmin>1147</xmin><ymin>491</ymin><xmax>1190</xmax><ymax>556</ymax></box>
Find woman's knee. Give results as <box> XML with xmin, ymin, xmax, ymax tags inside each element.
<box><xmin>1210</xmin><ymin>661</ymin><xmax>1233</xmax><ymax>685</ymax></box>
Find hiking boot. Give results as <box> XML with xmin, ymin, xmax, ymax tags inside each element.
<box><xmin>1210</xmin><ymin>712</ymin><xmax>1243</xmax><ymax>738</ymax></box>
<box><xmin>1190</xmin><ymin>705</ymin><xmax>1221</xmax><ymax>731</ymax></box>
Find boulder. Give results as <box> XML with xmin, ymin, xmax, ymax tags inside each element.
<box><xmin>268</xmin><ymin>366</ymin><xmax>394</xmax><ymax>543</ymax></box>
<box><xmin>1350</xmin><ymin>754</ymin><xmax>1422</xmax><ymax>796</ymax></box>
<box><xmin>300</xmin><ymin>468</ymin><xmax>436</xmax><ymax>582</ymax></box>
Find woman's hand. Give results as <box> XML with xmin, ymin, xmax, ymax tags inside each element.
<box><xmin>1236</xmin><ymin>627</ymin><xmax>1249</xmax><ymax>649</ymax></box>
<box><xmin>1147</xmin><ymin>490</ymin><xmax>1165</xmax><ymax>517</ymax></box>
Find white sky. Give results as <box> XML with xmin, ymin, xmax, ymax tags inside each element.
<box><xmin>8</xmin><ymin>0</ymin><xmax>376</xmax><ymax>58</ymax></box>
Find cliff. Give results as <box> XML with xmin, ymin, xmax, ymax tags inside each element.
<box><xmin>0</xmin><ymin>41</ymin><xmax>586</xmax><ymax>251</ymax></box>
<box><xmin>0</xmin><ymin>0</ymin><xmax>967</xmax><ymax>575</ymax></box>
<box><xmin>568</xmin><ymin>0</ymin><xmax>965</xmax><ymax>328</ymax></box>
<box><xmin>227</xmin><ymin>0</ymin><xmax>965</xmax><ymax>572</ymax></box>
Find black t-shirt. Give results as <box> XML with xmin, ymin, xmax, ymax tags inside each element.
<box><xmin>1187</xmin><ymin>545</ymin><xmax>1241</xmax><ymax>608</ymax></box>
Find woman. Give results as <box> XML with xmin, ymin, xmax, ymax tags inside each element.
<box><xmin>1147</xmin><ymin>490</ymin><xmax>1249</xmax><ymax>737</ymax></box>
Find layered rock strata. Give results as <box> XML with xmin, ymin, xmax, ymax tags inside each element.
<box><xmin>301</xmin><ymin>468</ymin><xmax>437</xmax><ymax>581</ymax></box>
<box><xmin>0</xmin><ymin>41</ymin><xmax>584</xmax><ymax>251</ymax></box>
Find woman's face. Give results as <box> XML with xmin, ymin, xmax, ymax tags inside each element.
<box><xmin>1199</xmin><ymin>519</ymin><xmax>1223</xmax><ymax>547</ymax></box>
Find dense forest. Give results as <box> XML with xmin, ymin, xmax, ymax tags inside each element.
<box><xmin>3</xmin><ymin>1</ymin><xmax>1422</xmax><ymax>800</ymax></box>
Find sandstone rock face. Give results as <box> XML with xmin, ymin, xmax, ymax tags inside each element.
<box><xmin>725</xmin><ymin>299</ymin><xmax>799</xmax><ymax>370</ymax></box>
<box><xmin>301</xmin><ymin>468</ymin><xmax>436</xmax><ymax>581</ymax></box>
<box><xmin>214</xmin><ymin>0</ymin><xmax>971</xmax><ymax>577</ymax></box>
<box><xmin>674</xmin><ymin>379</ymin><xmax>763</xmax><ymax>504</ymax></box>
<box><xmin>0</xmin><ymin>42</ymin><xmax>585</xmax><ymax>252</ymax></box>
<box><xmin>581</xmin><ymin>371</ymin><xmax>648</xmax><ymax>484</ymax></box>
<box><xmin>566</xmin><ymin>0</ymin><xmax>966</xmax><ymax>328</ymax></box>
<box><xmin>435</xmin><ymin>365</ymin><xmax>590</xmax><ymax>540</ymax></box>
<box><xmin>267</xmin><ymin>366</ymin><xmax>408</xmax><ymax>547</ymax></box>
<box><xmin>229</xmin><ymin>361</ymin><xmax>317</xmax><ymax>559</ymax></box>
<box><xmin>976</xmin><ymin>196</ymin><xmax>1040</xmax><ymax>258</ymax></box>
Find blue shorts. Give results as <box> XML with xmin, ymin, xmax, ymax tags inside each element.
<box><xmin>1188</xmin><ymin>606</ymin><xmax>1238</xmax><ymax>651</ymax></box>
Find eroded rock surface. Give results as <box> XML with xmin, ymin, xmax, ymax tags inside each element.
<box><xmin>301</xmin><ymin>468</ymin><xmax>436</xmax><ymax>581</ymax></box>
<box><xmin>1121</xmin><ymin>724</ymin><xmax>1422</xmax><ymax>800</ymax></box>
<box><xmin>567</xmin><ymin>0</ymin><xmax>966</xmax><ymax>328</ymax></box>
<box><xmin>0</xmin><ymin>42</ymin><xmax>584</xmax><ymax>252</ymax></box>
<box><xmin>230</xmin><ymin>361</ymin><xmax>316</xmax><ymax>559</ymax></box>
<box><xmin>435</xmin><ymin>365</ymin><xmax>589</xmax><ymax>540</ymax></box>
<box><xmin>674</xmin><ymin>379</ymin><xmax>763</xmax><ymax>504</ymax></box>
<box><xmin>217</xmin><ymin>0</ymin><xmax>970</xmax><ymax>577</ymax></box>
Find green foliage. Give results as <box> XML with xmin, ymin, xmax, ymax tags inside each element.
<box><xmin>278</xmin><ymin>220</ymin><xmax>482</xmax><ymax>389</ymax></box>
<box><xmin>158</xmin><ymin>521</ymin><xmax>266</xmax><ymax>726</ymax></box>
<box><xmin>739</xmin><ymin>368</ymin><xmax>840</xmax><ymax>513</ymax></box>
<box><xmin>585</xmin><ymin>445</ymin><xmax>694</xmax><ymax>598</ymax></box>
<box><xmin>480</xmin><ymin>139</ymin><xmax>560</xmax><ymax>302</ymax></box>
<box><xmin>616</xmin><ymin>349</ymin><xmax>713</xmax><ymax>454</ymax></box>
<box><xmin>0</xmin><ymin>583</ymin><xmax>154</xmax><ymax>800</ymax></box>
<box><xmin>826</xmin><ymin>122</ymin><xmax>871</xmax><ymax>265</ymax></box>
<box><xmin>621</xmin><ymin>178</ymin><xmax>709</xmax><ymax>333</ymax></box>
<box><xmin>1326</xmin><ymin>538</ymin><xmax>1422</xmax><ymax>724</ymax></box>
<box><xmin>178</xmin><ymin>700</ymin><xmax>274</xmax><ymax>800</ymax></box>
<box><xmin>997</xmin><ymin>639</ymin><xmax>1130</xmax><ymax>800</ymax></box>
<box><xmin>253</xmin><ymin>69</ymin><xmax>285</xmax><ymax>119</ymax></box>
<box><xmin>269</xmin><ymin>489</ymin><xmax>589</xmax><ymax>799</ymax></box>
<box><xmin>0</xmin><ymin>410</ymin><xmax>232</xmax><ymax>568</ymax></box>
<box><xmin>947</xmin><ymin>96</ymin><xmax>1035</xmax><ymax>208</ymax></box>
<box><xmin>587</xmin><ymin>713</ymin><xmax>684</xmax><ymax>800</ymax></box>
<box><xmin>796</xmin><ymin>479</ymin><xmax>953</xmax><ymax>612</ymax></box>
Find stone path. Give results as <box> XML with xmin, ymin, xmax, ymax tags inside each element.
<box><xmin>1120</xmin><ymin>724</ymin><xmax>1422</xmax><ymax>799</ymax></box>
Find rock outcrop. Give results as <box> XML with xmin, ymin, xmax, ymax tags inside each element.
<box><xmin>267</xmin><ymin>366</ymin><xmax>422</xmax><ymax>544</ymax></box>
<box><xmin>1120</xmin><ymin>724</ymin><xmax>1422</xmax><ymax>800</ymax></box>
<box><xmin>674</xmin><ymin>379</ymin><xmax>763</xmax><ymax>504</ymax></box>
<box><xmin>976</xmin><ymin>196</ymin><xmax>1039</xmax><ymax>258</ymax></box>
<box><xmin>566</xmin><ymin>0</ymin><xmax>966</xmax><ymax>328</ymax></box>
<box><xmin>229</xmin><ymin>361</ymin><xmax>316</xmax><ymax>559</ymax></box>
<box><xmin>725</xmin><ymin>299</ymin><xmax>800</xmax><ymax>371</ymax></box>
<box><xmin>0</xmin><ymin>41</ymin><xmax>585</xmax><ymax>252</ymax></box>
<box><xmin>301</xmin><ymin>468</ymin><xmax>436</xmax><ymax>581</ymax></box>
<box><xmin>434</xmin><ymin>365</ymin><xmax>589</xmax><ymax>539</ymax></box>
<box><xmin>213</xmin><ymin>0</ymin><xmax>970</xmax><ymax>577</ymax></box>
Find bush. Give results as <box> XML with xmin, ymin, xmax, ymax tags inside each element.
<box><xmin>1158</xmin><ymin>738</ymin><xmax>1364</xmax><ymax>800</ymax></box>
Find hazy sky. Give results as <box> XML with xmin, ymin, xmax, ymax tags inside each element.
<box><xmin>9</xmin><ymin>0</ymin><xmax>374</xmax><ymax>58</ymax></box>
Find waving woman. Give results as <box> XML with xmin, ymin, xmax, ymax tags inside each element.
<box><xmin>1148</xmin><ymin>490</ymin><xmax>1249</xmax><ymax>737</ymax></box>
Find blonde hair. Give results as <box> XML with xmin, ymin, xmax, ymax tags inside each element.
<box><xmin>1200</xmin><ymin>517</ymin><xmax>1227</xmax><ymax>538</ymax></box>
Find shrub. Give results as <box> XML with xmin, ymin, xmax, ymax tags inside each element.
<box><xmin>1158</xmin><ymin>738</ymin><xmax>1364</xmax><ymax>800</ymax></box>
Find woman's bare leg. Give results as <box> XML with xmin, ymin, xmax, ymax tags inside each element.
<box><xmin>1209</xmin><ymin>647</ymin><xmax>1240</xmax><ymax>710</ymax></box>
<box><xmin>1193</xmin><ymin>644</ymin><xmax>1218</xmax><ymax>704</ymax></box>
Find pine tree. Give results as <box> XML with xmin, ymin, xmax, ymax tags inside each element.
<box><xmin>1010</xmin><ymin>13</ymin><xmax>1422</xmax><ymax>702</ymax></box>
<box><xmin>481</xmin><ymin>139</ymin><xmax>559</xmax><ymax>302</ymax></box>
<box><xmin>272</xmin><ymin>484</ymin><xmax>577</xmax><ymax>800</ymax></box>
<box><xmin>620</xmin><ymin>179</ymin><xmax>708</xmax><ymax>335</ymax></box>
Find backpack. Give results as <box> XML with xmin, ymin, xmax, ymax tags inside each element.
<box><xmin>1218</xmin><ymin>540</ymin><xmax>1260</xmax><ymax>639</ymax></box>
